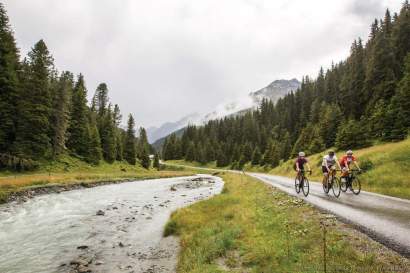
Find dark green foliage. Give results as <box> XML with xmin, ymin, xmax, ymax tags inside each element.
<box><xmin>161</xmin><ymin>3</ymin><xmax>410</xmax><ymax>166</ymax></box>
<box><xmin>251</xmin><ymin>147</ymin><xmax>262</xmax><ymax>165</ymax></box>
<box><xmin>153</xmin><ymin>153</ymin><xmax>160</xmax><ymax>170</ymax></box>
<box><xmin>14</xmin><ymin>40</ymin><xmax>54</xmax><ymax>159</ymax></box>
<box><xmin>140</xmin><ymin>148</ymin><xmax>150</xmax><ymax>169</ymax></box>
<box><xmin>384</xmin><ymin>53</ymin><xmax>410</xmax><ymax>140</ymax></box>
<box><xmin>50</xmin><ymin>71</ymin><xmax>73</xmax><ymax>156</ymax></box>
<box><xmin>0</xmin><ymin>3</ymin><xmax>20</xmax><ymax>153</ymax></box>
<box><xmin>185</xmin><ymin>142</ymin><xmax>195</xmax><ymax>162</ymax></box>
<box><xmin>124</xmin><ymin>114</ymin><xmax>137</xmax><ymax>165</ymax></box>
<box><xmin>335</xmin><ymin>119</ymin><xmax>370</xmax><ymax>150</ymax></box>
<box><xmin>87</xmin><ymin>121</ymin><xmax>102</xmax><ymax>164</ymax></box>
<box><xmin>67</xmin><ymin>74</ymin><xmax>90</xmax><ymax>157</ymax></box>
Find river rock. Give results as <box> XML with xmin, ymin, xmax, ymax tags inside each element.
<box><xmin>77</xmin><ymin>245</ymin><xmax>89</xmax><ymax>250</ymax></box>
<box><xmin>96</xmin><ymin>210</ymin><xmax>105</xmax><ymax>216</ymax></box>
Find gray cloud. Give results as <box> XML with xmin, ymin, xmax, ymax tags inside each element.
<box><xmin>3</xmin><ymin>0</ymin><xmax>402</xmax><ymax>128</ymax></box>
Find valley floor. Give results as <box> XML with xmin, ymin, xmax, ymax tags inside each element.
<box><xmin>165</xmin><ymin>173</ymin><xmax>410</xmax><ymax>273</ymax></box>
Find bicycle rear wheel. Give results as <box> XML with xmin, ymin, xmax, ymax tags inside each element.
<box><xmin>295</xmin><ymin>177</ymin><xmax>301</xmax><ymax>194</ymax></box>
<box><xmin>350</xmin><ymin>176</ymin><xmax>361</xmax><ymax>195</ymax></box>
<box><xmin>332</xmin><ymin>177</ymin><xmax>341</xmax><ymax>198</ymax></box>
<box><xmin>302</xmin><ymin>177</ymin><xmax>309</xmax><ymax>197</ymax></box>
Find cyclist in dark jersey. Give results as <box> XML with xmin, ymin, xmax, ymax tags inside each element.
<box><xmin>295</xmin><ymin>151</ymin><xmax>311</xmax><ymax>181</ymax></box>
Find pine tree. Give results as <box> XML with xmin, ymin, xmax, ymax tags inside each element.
<box><xmin>140</xmin><ymin>148</ymin><xmax>150</xmax><ymax>169</ymax></box>
<box><xmin>100</xmin><ymin>106</ymin><xmax>116</xmax><ymax>163</ymax></box>
<box><xmin>124</xmin><ymin>114</ymin><xmax>136</xmax><ymax>165</ymax></box>
<box><xmin>251</xmin><ymin>147</ymin><xmax>262</xmax><ymax>165</ymax></box>
<box><xmin>137</xmin><ymin>127</ymin><xmax>150</xmax><ymax>160</ymax></box>
<box><xmin>50</xmin><ymin>71</ymin><xmax>73</xmax><ymax>156</ymax></box>
<box><xmin>385</xmin><ymin>53</ymin><xmax>410</xmax><ymax>140</ymax></box>
<box><xmin>185</xmin><ymin>142</ymin><xmax>195</xmax><ymax>162</ymax></box>
<box><xmin>67</xmin><ymin>74</ymin><xmax>90</xmax><ymax>158</ymax></box>
<box><xmin>335</xmin><ymin>119</ymin><xmax>370</xmax><ymax>150</ymax></box>
<box><xmin>15</xmin><ymin>40</ymin><xmax>54</xmax><ymax>158</ymax></box>
<box><xmin>87</xmin><ymin>120</ymin><xmax>102</xmax><ymax>164</ymax></box>
<box><xmin>153</xmin><ymin>153</ymin><xmax>160</xmax><ymax>170</ymax></box>
<box><xmin>0</xmin><ymin>3</ymin><xmax>20</xmax><ymax>153</ymax></box>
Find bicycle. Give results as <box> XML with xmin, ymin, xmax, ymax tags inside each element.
<box><xmin>323</xmin><ymin>168</ymin><xmax>341</xmax><ymax>197</ymax></box>
<box><xmin>294</xmin><ymin>170</ymin><xmax>311</xmax><ymax>197</ymax></box>
<box><xmin>340</xmin><ymin>169</ymin><xmax>361</xmax><ymax>195</ymax></box>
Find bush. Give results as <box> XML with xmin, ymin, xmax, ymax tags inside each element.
<box><xmin>0</xmin><ymin>153</ymin><xmax>39</xmax><ymax>171</ymax></box>
<box><xmin>359</xmin><ymin>158</ymin><xmax>374</xmax><ymax>172</ymax></box>
<box><xmin>163</xmin><ymin>219</ymin><xmax>178</xmax><ymax>237</ymax></box>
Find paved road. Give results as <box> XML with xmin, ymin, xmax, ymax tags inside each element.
<box><xmin>164</xmin><ymin>163</ymin><xmax>410</xmax><ymax>257</ymax></box>
<box><xmin>249</xmin><ymin>173</ymin><xmax>410</xmax><ymax>257</ymax></box>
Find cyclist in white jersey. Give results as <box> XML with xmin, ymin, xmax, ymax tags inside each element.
<box><xmin>322</xmin><ymin>151</ymin><xmax>341</xmax><ymax>186</ymax></box>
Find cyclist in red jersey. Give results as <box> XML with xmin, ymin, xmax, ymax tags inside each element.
<box><xmin>340</xmin><ymin>150</ymin><xmax>361</xmax><ymax>180</ymax></box>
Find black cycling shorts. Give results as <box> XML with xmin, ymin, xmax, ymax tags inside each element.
<box><xmin>322</xmin><ymin>166</ymin><xmax>333</xmax><ymax>174</ymax></box>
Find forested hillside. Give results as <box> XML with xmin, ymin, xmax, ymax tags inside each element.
<box><xmin>162</xmin><ymin>3</ymin><xmax>410</xmax><ymax>169</ymax></box>
<box><xmin>0</xmin><ymin>3</ymin><xmax>151</xmax><ymax>171</ymax></box>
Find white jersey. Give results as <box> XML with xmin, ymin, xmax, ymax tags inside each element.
<box><xmin>322</xmin><ymin>155</ymin><xmax>337</xmax><ymax>167</ymax></box>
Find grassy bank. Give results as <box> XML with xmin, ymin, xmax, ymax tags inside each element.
<box><xmin>257</xmin><ymin>138</ymin><xmax>410</xmax><ymax>199</ymax></box>
<box><xmin>165</xmin><ymin>173</ymin><xmax>409</xmax><ymax>273</ymax></box>
<box><xmin>0</xmin><ymin>155</ymin><xmax>194</xmax><ymax>203</ymax></box>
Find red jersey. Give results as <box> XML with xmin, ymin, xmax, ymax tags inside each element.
<box><xmin>339</xmin><ymin>155</ymin><xmax>356</xmax><ymax>167</ymax></box>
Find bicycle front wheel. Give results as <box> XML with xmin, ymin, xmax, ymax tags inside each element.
<box><xmin>350</xmin><ymin>177</ymin><xmax>361</xmax><ymax>195</ymax></box>
<box><xmin>332</xmin><ymin>177</ymin><xmax>341</xmax><ymax>198</ymax></box>
<box><xmin>323</xmin><ymin>180</ymin><xmax>330</xmax><ymax>194</ymax></box>
<box><xmin>340</xmin><ymin>177</ymin><xmax>348</xmax><ymax>192</ymax></box>
<box><xmin>295</xmin><ymin>177</ymin><xmax>301</xmax><ymax>194</ymax></box>
<box><xmin>302</xmin><ymin>177</ymin><xmax>309</xmax><ymax>197</ymax></box>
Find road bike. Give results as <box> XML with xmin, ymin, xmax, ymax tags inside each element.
<box><xmin>294</xmin><ymin>170</ymin><xmax>311</xmax><ymax>197</ymax></box>
<box><xmin>323</xmin><ymin>168</ymin><xmax>341</xmax><ymax>197</ymax></box>
<box><xmin>340</xmin><ymin>169</ymin><xmax>361</xmax><ymax>195</ymax></box>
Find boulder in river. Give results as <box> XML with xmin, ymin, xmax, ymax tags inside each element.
<box><xmin>96</xmin><ymin>210</ymin><xmax>105</xmax><ymax>216</ymax></box>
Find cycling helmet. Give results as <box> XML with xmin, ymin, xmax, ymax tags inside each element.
<box><xmin>328</xmin><ymin>150</ymin><xmax>335</xmax><ymax>156</ymax></box>
<box><xmin>346</xmin><ymin>150</ymin><xmax>353</xmax><ymax>155</ymax></box>
<box><xmin>298</xmin><ymin>151</ymin><xmax>305</xmax><ymax>157</ymax></box>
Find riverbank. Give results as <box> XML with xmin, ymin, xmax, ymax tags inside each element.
<box><xmin>0</xmin><ymin>155</ymin><xmax>194</xmax><ymax>204</ymax></box>
<box><xmin>165</xmin><ymin>173</ymin><xmax>410</xmax><ymax>272</ymax></box>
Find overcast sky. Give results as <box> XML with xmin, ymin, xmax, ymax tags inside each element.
<box><xmin>3</xmin><ymin>0</ymin><xmax>402</xmax><ymax>128</ymax></box>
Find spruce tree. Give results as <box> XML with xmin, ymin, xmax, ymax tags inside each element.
<box><xmin>0</xmin><ymin>3</ymin><xmax>20</xmax><ymax>153</ymax></box>
<box><xmin>251</xmin><ymin>147</ymin><xmax>262</xmax><ymax>165</ymax></box>
<box><xmin>87</xmin><ymin>121</ymin><xmax>102</xmax><ymax>164</ymax></box>
<box><xmin>67</xmin><ymin>74</ymin><xmax>90</xmax><ymax>158</ymax></box>
<box><xmin>185</xmin><ymin>142</ymin><xmax>195</xmax><ymax>162</ymax></box>
<box><xmin>153</xmin><ymin>153</ymin><xmax>160</xmax><ymax>170</ymax></box>
<box><xmin>140</xmin><ymin>148</ymin><xmax>150</xmax><ymax>169</ymax></box>
<box><xmin>50</xmin><ymin>71</ymin><xmax>73</xmax><ymax>156</ymax></box>
<box><xmin>124</xmin><ymin>114</ymin><xmax>136</xmax><ymax>165</ymax></box>
<box><xmin>100</xmin><ymin>106</ymin><xmax>116</xmax><ymax>163</ymax></box>
<box><xmin>15</xmin><ymin>40</ymin><xmax>54</xmax><ymax>158</ymax></box>
<box><xmin>385</xmin><ymin>53</ymin><xmax>410</xmax><ymax>140</ymax></box>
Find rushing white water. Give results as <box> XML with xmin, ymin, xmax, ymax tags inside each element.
<box><xmin>0</xmin><ymin>175</ymin><xmax>223</xmax><ymax>273</ymax></box>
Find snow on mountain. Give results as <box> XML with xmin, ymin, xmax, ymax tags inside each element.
<box><xmin>148</xmin><ymin>79</ymin><xmax>301</xmax><ymax>143</ymax></box>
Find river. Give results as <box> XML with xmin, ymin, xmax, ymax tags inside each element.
<box><xmin>0</xmin><ymin>175</ymin><xmax>223</xmax><ymax>273</ymax></box>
